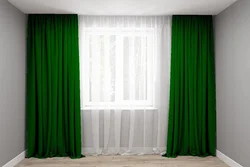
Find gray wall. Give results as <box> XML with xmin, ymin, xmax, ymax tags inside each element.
<box><xmin>0</xmin><ymin>0</ymin><xmax>26</xmax><ymax>166</ymax></box>
<box><xmin>214</xmin><ymin>0</ymin><xmax>250</xmax><ymax>166</ymax></box>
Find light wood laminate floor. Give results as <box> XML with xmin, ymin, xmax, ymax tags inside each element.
<box><xmin>16</xmin><ymin>155</ymin><xmax>229</xmax><ymax>167</ymax></box>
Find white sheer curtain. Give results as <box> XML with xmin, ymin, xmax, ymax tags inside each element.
<box><xmin>79</xmin><ymin>16</ymin><xmax>171</xmax><ymax>155</ymax></box>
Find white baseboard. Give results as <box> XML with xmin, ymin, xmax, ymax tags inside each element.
<box><xmin>2</xmin><ymin>150</ymin><xmax>26</xmax><ymax>167</ymax></box>
<box><xmin>216</xmin><ymin>150</ymin><xmax>243</xmax><ymax>167</ymax></box>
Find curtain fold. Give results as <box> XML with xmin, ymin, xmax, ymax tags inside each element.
<box><xmin>166</xmin><ymin>15</ymin><xmax>216</xmax><ymax>157</ymax></box>
<box><xmin>26</xmin><ymin>14</ymin><xmax>82</xmax><ymax>158</ymax></box>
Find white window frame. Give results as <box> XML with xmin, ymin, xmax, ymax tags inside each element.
<box><xmin>81</xmin><ymin>27</ymin><xmax>154</xmax><ymax>109</ymax></box>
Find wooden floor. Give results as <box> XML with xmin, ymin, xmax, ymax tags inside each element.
<box><xmin>16</xmin><ymin>155</ymin><xmax>229</xmax><ymax>167</ymax></box>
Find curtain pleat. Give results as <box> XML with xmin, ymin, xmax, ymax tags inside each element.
<box><xmin>165</xmin><ymin>15</ymin><xmax>216</xmax><ymax>157</ymax></box>
<box><xmin>26</xmin><ymin>14</ymin><xmax>82</xmax><ymax>158</ymax></box>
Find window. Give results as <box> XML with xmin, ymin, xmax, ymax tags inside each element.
<box><xmin>81</xmin><ymin>28</ymin><xmax>154</xmax><ymax>109</ymax></box>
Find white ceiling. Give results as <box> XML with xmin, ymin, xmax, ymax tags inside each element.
<box><xmin>8</xmin><ymin>0</ymin><xmax>237</xmax><ymax>15</ymax></box>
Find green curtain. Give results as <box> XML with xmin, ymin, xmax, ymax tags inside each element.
<box><xmin>165</xmin><ymin>16</ymin><xmax>216</xmax><ymax>157</ymax></box>
<box><xmin>26</xmin><ymin>14</ymin><xmax>82</xmax><ymax>158</ymax></box>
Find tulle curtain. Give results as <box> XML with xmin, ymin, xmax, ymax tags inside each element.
<box><xmin>79</xmin><ymin>16</ymin><xmax>171</xmax><ymax>155</ymax></box>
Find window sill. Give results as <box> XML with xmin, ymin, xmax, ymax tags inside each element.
<box><xmin>81</xmin><ymin>106</ymin><xmax>157</xmax><ymax>110</ymax></box>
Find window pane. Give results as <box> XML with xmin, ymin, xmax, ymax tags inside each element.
<box><xmin>134</xmin><ymin>36</ymin><xmax>143</xmax><ymax>100</ymax></box>
<box><xmin>100</xmin><ymin>35</ymin><xmax>105</xmax><ymax>102</ymax></box>
<box><xmin>110</xmin><ymin>35</ymin><xmax>116</xmax><ymax>102</ymax></box>
<box><xmin>95</xmin><ymin>35</ymin><xmax>116</xmax><ymax>102</ymax></box>
<box><xmin>90</xmin><ymin>35</ymin><xmax>103</xmax><ymax>102</ymax></box>
<box><xmin>89</xmin><ymin>36</ymin><xmax>92</xmax><ymax>101</ymax></box>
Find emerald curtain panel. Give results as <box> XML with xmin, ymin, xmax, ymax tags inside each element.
<box><xmin>166</xmin><ymin>16</ymin><xmax>216</xmax><ymax>157</ymax></box>
<box><xmin>26</xmin><ymin>14</ymin><xmax>82</xmax><ymax>158</ymax></box>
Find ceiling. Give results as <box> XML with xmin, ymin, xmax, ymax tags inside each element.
<box><xmin>8</xmin><ymin>0</ymin><xmax>237</xmax><ymax>15</ymax></box>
